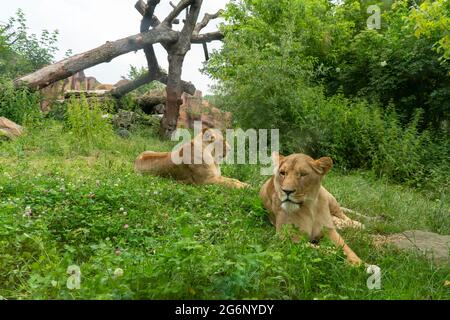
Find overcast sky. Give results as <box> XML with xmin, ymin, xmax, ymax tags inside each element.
<box><xmin>0</xmin><ymin>0</ymin><xmax>229</xmax><ymax>94</ymax></box>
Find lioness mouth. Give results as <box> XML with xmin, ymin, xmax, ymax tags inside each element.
<box><xmin>284</xmin><ymin>199</ymin><xmax>303</xmax><ymax>205</ymax></box>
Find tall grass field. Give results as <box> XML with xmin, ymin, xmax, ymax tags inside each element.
<box><xmin>1</xmin><ymin>118</ymin><xmax>448</xmax><ymax>300</ymax></box>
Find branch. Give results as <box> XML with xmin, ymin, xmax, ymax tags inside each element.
<box><xmin>110</xmin><ymin>71</ymin><xmax>196</xmax><ymax>98</ymax></box>
<box><xmin>132</xmin><ymin>0</ymin><xmax>194</xmax><ymax>98</ymax></box>
<box><xmin>194</xmin><ymin>9</ymin><xmax>223</xmax><ymax>35</ymax></box>
<box><xmin>191</xmin><ymin>31</ymin><xmax>223</xmax><ymax>43</ymax></box>
<box><xmin>140</xmin><ymin>0</ymin><xmax>161</xmax><ymax>75</ymax></box>
<box><xmin>177</xmin><ymin>0</ymin><xmax>203</xmax><ymax>51</ymax></box>
<box><xmin>163</xmin><ymin>0</ymin><xmax>193</xmax><ymax>26</ymax></box>
<box><xmin>202</xmin><ymin>42</ymin><xmax>209</xmax><ymax>61</ymax></box>
<box><xmin>14</xmin><ymin>28</ymin><xmax>178</xmax><ymax>90</ymax></box>
<box><xmin>140</xmin><ymin>0</ymin><xmax>160</xmax><ymax>31</ymax></box>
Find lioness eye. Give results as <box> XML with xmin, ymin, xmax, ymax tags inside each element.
<box><xmin>279</xmin><ymin>171</ymin><xmax>286</xmax><ymax>177</ymax></box>
<box><xmin>299</xmin><ymin>172</ymin><xmax>309</xmax><ymax>177</ymax></box>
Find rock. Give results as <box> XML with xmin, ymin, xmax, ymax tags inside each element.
<box><xmin>39</xmin><ymin>71</ymin><xmax>120</xmax><ymax>111</ymax></box>
<box><xmin>112</xmin><ymin>110</ymin><xmax>138</xmax><ymax>130</ymax></box>
<box><xmin>0</xmin><ymin>117</ymin><xmax>23</xmax><ymax>139</ymax></box>
<box><xmin>178</xmin><ymin>90</ymin><xmax>232</xmax><ymax>130</ymax></box>
<box><xmin>374</xmin><ymin>230</ymin><xmax>450</xmax><ymax>265</ymax></box>
<box><xmin>112</xmin><ymin>109</ymin><xmax>160</xmax><ymax>131</ymax></box>
<box><xmin>114</xmin><ymin>79</ymin><xmax>131</xmax><ymax>88</ymax></box>
<box><xmin>96</xmin><ymin>84</ymin><xmax>115</xmax><ymax>91</ymax></box>
<box><xmin>138</xmin><ymin>89</ymin><xmax>167</xmax><ymax>114</ymax></box>
<box><xmin>116</xmin><ymin>129</ymin><xmax>131</xmax><ymax>139</ymax></box>
<box><xmin>154</xmin><ymin>104</ymin><xmax>165</xmax><ymax>114</ymax></box>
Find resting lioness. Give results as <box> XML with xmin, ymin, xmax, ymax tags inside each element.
<box><xmin>260</xmin><ymin>152</ymin><xmax>363</xmax><ymax>265</ymax></box>
<box><xmin>135</xmin><ymin>128</ymin><xmax>249</xmax><ymax>188</ymax></box>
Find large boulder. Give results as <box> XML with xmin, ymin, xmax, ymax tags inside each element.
<box><xmin>0</xmin><ymin>117</ymin><xmax>23</xmax><ymax>139</ymax></box>
<box><xmin>138</xmin><ymin>89</ymin><xmax>167</xmax><ymax>115</ymax></box>
<box><xmin>374</xmin><ymin>230</ymin><xmax>450</xmax><ymax>265</ymax></box>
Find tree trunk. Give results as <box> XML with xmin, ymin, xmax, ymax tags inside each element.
<box><xmin>159</xmin><ymin>0</ymin><xmax>203</xmax><ymax>138</ymax></box>
<box><xmin>14</xmin><ymin>28</ymin><xmax>178</xmax><ymax>90</ymax></box>
<box><xmin>161</xmin><ymin>54</ymin><xmax>185</xmax><ymax>137</ymax></box>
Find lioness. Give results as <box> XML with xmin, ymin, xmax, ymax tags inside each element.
<box><xmin>135</xmin><ymin>128</ymin><xmax>249</xmax><ymax>188</ymax></box>
<box><xmin>260</xmin><ymin>152</ymin><xmax>362</xmax><ymax>265</ymax></box>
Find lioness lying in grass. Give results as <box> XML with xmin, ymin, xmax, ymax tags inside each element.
<box><xmin>135</xmin><ymin>128</ymin><xmax>249</xmax><ymax>189</ymax></box>
<box><xmin>260</xmin><ymin>152</ymin><xmax>363</xmax><ymax>265</ymax></box>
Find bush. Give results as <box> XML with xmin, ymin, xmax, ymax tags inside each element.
<box><xmin>0</xmin><ymin>78</ymin><xmax>41</xmax><ymax>125</ymax></box>
<box><xmin>65</xmin><ymin>95</ymin><xmax>114</xmax><ymax>153</ymax></box>
<box><xmin>212</xmin><ymin>60</ymin><xmax>449</xmax><ymax>192</ymax></box>
<box><xmin>207</xmin><ymin>0</ymin><xmax>450</xmax><ymax>194</ymax></box>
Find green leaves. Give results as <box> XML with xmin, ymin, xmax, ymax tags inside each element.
<box><xmin>204</xmin><ymin>0</ymin><xmax>450</xmax><ymax>191</ymax></box>
<box><xmin>1</xmin><ymin>9</ymin><xmax>62</xmax><ymax>78</ymax></box>
<box><xmin>65</xmin><ymin>95</ymin><xmax>114</xmax><ymax>154</ymax></box>
<box><xmin>409</xmin><ymin>0</ymin><xmax>450</xmax><ymax>62</ymax></box>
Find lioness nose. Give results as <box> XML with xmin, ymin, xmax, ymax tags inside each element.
<box><xmin>282</xmin><ymin>189</ymin><xmax>295</xmax><ymax>195</ymax></box>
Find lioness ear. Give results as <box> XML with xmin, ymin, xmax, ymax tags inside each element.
<box><xmin>272</xmin><ymin>151</ymin><xmax>285</xmax><ymax>174</ymax></box>
<box><xmin>312</xmin><ymin>157</ymin><xmax>333</xmax><ymax>175</ymax></box>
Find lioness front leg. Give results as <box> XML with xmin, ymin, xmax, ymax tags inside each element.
<box><xmin>327</xmin><ymin>228</ymin><xmax>362</xmax><ymax>266</ymax></box>
<box><xmin>208</xmin><ymin>176</ymin><xmax>250</xmax><ymax>189</ymax></box>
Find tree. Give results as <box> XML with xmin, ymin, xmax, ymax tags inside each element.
<box><xmin>207</xmin><ymin>0</ymin><xmax>449</xmax><ymax>129</ymax></box>
<box><xmin>409</xmin><ymin>0</ymin><xmax>450</xmax><ymax>61</ymax></box>
<box><xmin>0</xmin><ymin>9</ymin><xmax>61</xmax><ymax>78</ymax></box>
<box><xmin>14</xmin><ymin>1</ymin><xmax>224</xmax><ymax>138</ymax></box>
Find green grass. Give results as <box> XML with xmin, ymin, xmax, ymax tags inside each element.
<box><xmin>0</xmin><ymin>120</ymin><xmax>449</xmax><ymax>300</ymax></box>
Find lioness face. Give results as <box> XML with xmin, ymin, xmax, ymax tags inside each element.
<box><xmin>273</xmin><ymin>153</ymin><xmax>333</xmax><ymax>212</ymax></box>
<box><xmin>202</xmin><ymin>128</ymin><xmax>231</xmax><ymax>163</ymax></box>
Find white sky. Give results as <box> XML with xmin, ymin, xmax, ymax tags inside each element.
<box><xmin>0</xmin><ymin>0</ymin><xmax>229</xmax><ymax>94</ymax></box>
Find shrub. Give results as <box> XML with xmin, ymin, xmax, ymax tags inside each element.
<box><xmin>0</xmin><ymin>78</ymin><xmax>41</xmax><ymax>125</ymax></box>
<box><xmin>212</xmin><ymin>64</ymin><xmax>450</xmax><ymax>192</ymax></box>
<box><xmin>207</xmin><ymin>0</ymin><xmax>450</xmax><ymax>194</ymax></box>
<box><xmin>65</xmin><ymin>95</ymin><xmax>113</xmax><ymax>153</ymax></box>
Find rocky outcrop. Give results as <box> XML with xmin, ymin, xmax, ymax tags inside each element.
<box><xmin>373</xmin><ymin>230</ymin><xmax>450</xmax><ymax>265</ymax></box>
<box><xmin>178</xmin><ymin>90</ymin><xmax>231</xmax><ymax>129</ymax></box>
<box><xmin>0</xmin><ymin>117</ymin><xmax>23</xmax><ymax>139</ymax></box>
<box><xmin>40</xmin><ymin>71</ymin><xmax>112</xmax><ymax>111</ymax></box>
<box><xmin>138</xmin><ymin>89</ymin><xmax>167</xmax><ymax>115</ymax></box>
<box><xmin>40</xmin><ymin>74</ymin><xmax>231</xmax><ymax>130</ymax></box>
<box><xmin>137</xmin><ymin>89</ymin><xmax>231</xmax><ymax>129</ymax></box>
<box><xmin>114</xmin><ymin>79</ymin><xmax>131</xmax><ymax>88</ymax></box>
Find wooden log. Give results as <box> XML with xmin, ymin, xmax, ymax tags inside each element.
<box><xmin>14</xmin><ymin>27</ymin><xmax>179</xmax><ymax>90</ymax></box>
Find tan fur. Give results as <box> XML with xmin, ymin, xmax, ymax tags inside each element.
<box><xmin>135</xmin><ymin>128</ymin><xmax>249</xmax><ymax>189</ymax></box>
<box><xmin>259</xmin><ymin>153</ymin><xmax>363</xmax><ymax>265</ymax></box>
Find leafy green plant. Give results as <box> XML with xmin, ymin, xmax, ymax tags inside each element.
<box><xmin>0</xmin><ymin>9</ymin><xmax>66</xmax><ymax>78</ymax></box>
<box><xmin>0</xmin><ymin>78</ymin><xmax>41</xmax><ymax>125</ymax></box>
<box><xmin>206</xmin><ymin>0</ymin><xmax>450</xmax><ymax>193</ymax></box>
<box><xmin>65</xmin><ymin>95</ymin><xmax>113</xmax><ymax>153</ymax></box>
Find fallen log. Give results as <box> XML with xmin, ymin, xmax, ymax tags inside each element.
<box><xmin>14</xmin><ymin>27</ymin><xmax>179</xmax><ymax>90</ymax></box>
